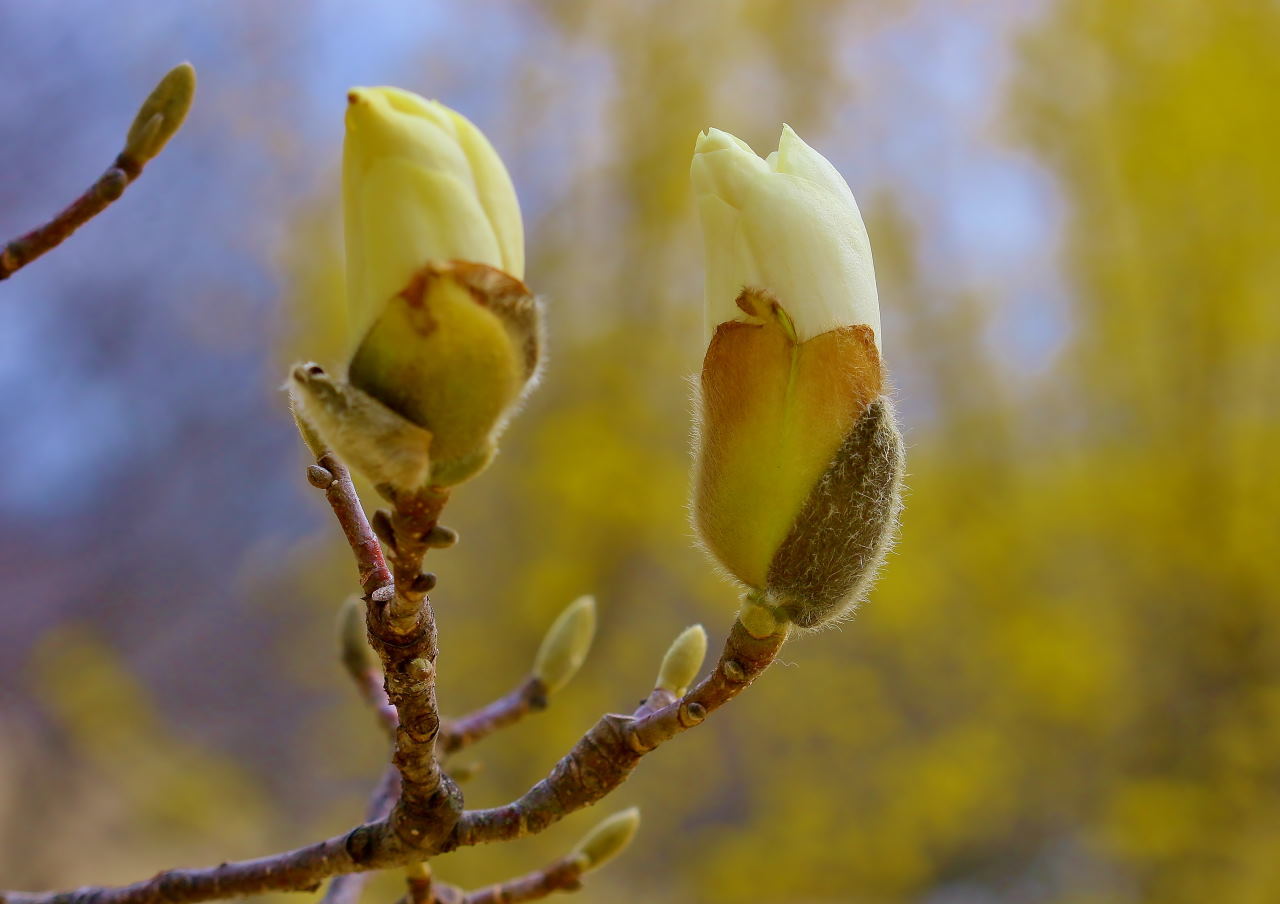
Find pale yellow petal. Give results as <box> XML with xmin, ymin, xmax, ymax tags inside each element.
<box><xmin>346</xmin><ymin>159</ymin><xmax>500</xmax><ymax>347</ymax></box>
<box><xmin>440</xmin><ymin>105</ymin><xmax>525</xmax><ymax>279</ymax></box>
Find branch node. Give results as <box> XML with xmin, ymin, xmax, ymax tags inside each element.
<box><xmin>678</xmin><ymin>701</ymin><xmax>707</xmax><ymax>727</ymax></box>
<box><xmin>625</xmin><ymin>724</ymin><xmax>655</xmax><ymax>754</ymax></box>
<box><xmin>721</xmin><ymin>659</ymin><xmax>747</xmax><ymax>682</ymax></box>
<box><xmin>343</xmin><ymin>824</ymin><xmax>377</xmax><ymax>864</ymax></box>
<box><xmin>406</xmin><ymin>657</ymin><xmax>434</xmax><ymax>682</ymax></box>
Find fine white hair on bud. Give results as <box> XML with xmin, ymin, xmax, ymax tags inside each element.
<box><xmin>766</xmin><ymin>397</ymin><xmax>905</xmax><ymax>628</ymax></box>
<box><xmin>288</xmin><ymin>361</ymin><xmax>433</xmax><ymax>492</ymax></box>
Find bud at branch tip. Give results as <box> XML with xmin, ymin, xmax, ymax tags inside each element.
<box><xmin>124</xmin><ymin>62</ymin><xmax>196</xmax><ymax>165</ymax></box>
<box><xmin>532</xmin><ymin>595</ymin><xmax>597</xmax><ymax>694</ymax></box>
<box><xmin>571</xmin><ymin>807</ymin><xmax>640</xmax><ymax>871</ymax></box>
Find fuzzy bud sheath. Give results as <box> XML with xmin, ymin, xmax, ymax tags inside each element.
<box><xmin>691</xmin><ymin>126</ymin><xmax>904</xmax><ymax>628</ymax></box>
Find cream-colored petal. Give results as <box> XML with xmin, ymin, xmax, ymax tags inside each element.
<box><xmin>738</xmin><ymin>171</ymin><xmax>879</xmax><ymax>346</ymax></box>
<box><xmin>690</xmin><ymin>124</ymin><xmax>881</xmax><ymax>349</ymax></box>
<box><xmin>346</xmin><ymin>159</ymin><xmax>500</xmax><ymax>347</ymax></box>
<box><xmin>691</xmin><ymin>130</ymin><xmax>769</xmax><ymax>210</ymax></box>
<box><xmin>345</xmin><ymin>88</ymin><xmax>473</xmax><ymax>184</ymax></box>
<box><xmin>695</xmin><ymin>194</ymin><xmax>756</xmax><ymax>336</ymax></box>
<box><xmin>772</xmin><ymin>124</ymin><xmax>857</xmax><ymax>208</ymax></box>
<box><xmin>441</xmin><ymin>106</ymin><xmax>524</xmax><ymax>278</ymax></box>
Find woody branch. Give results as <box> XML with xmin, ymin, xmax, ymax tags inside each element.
<box><xmin>0</xmin><ymin>64</ymin><xmax>195</xmax><ymax>282</ymax></box>
<box><xmin>0</xmin><ymin>448</ymin><xmax>783</xmax><ymax>904</ymax></box>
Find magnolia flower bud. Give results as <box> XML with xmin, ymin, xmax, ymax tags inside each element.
<box><xmin>343</xmin><ymin>87</ymin><xmax>524</xmax><ymax>344</ymax></box>
<box><xmin>290</xmin><ymin>88</ymin><xmax>541</xmax><ymax>490</ymax></box>
<box><xmin>532</xmin><ymin>595</ymin><xmax>597</xmax><ymax>694</ymax></box>
<box><xmin>123</xmin><ymin>62</ymin><xmax>196</xmax><ymax>166</ymax></box>
<box><xmin>690</xmin><ymin>126</ymin><xmax>904</xmax><ymax>629</ymax></box>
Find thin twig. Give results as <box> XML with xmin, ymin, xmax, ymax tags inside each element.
<box><xmin>438</xmin><ymin>676</ymin><xmax>548</xmax><ymax>756</ymax></box>
<box><xmin>450</xmin><ymin>619</ymin><xmax>786</xmax><ymax>848</ymax></box>
<box><xmin>0</xmin><ymin>455</ymin><xmax>786</xmax><ymax>904</ymax></box>
<box><xmin>0</xmin><ymin>160</ymin><xmax>137</xmax><ymax>280</ymax></box>
<box><xmin>403</xmin><ymin>863</ymin><xmax>433</xmax><ymax>904</ymax></box>
<box><xmin>461</xmin><ymin>858</ymin><xmax>583</xmax><ymax>904</ymax></box>
<box><xmin>0</xmin><ymin>824</ymin><xmax>401</xmax><ymax>904</ymax></box>
<box><xmin>1</xmin><ymin>63</ymin><xmax>194</xmax><ymax>282</ymax></box>
<box><xmin>388</xmin><ymin>857</ymin><xmax>581</xmax><ymax>904</ymax></box>
<box><xmin>0</xmin><ymin>619</ymin><xmax>782</xmax><ymax>904</ymax></box>
<box><xmin>320</xmin><ymin>768</ymin><xmax>403</xmax><ymax>904</ymax></box>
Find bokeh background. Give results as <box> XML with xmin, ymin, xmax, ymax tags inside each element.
<box><xmin>2</xmin><ymin>1</ymin><xmax>1278</xmax><ymax>902</ymax></box>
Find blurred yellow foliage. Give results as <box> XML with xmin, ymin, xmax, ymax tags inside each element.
<box><xmin>277</xmin><ymin>0</ymin><xmax>1280</xmax><ymax>900</ymax></box>
<box><xmin>10</xmin><ymin>1</ymin><xmax>1278</xmax><ymax>902</ymax></box>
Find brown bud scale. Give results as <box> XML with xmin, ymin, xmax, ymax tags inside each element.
<box><xmin>765</xmin><ymin>396</ymin><xmax>904</xmax><ymax>628</ymax></box>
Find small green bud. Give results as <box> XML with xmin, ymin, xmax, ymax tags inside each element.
<box><xmin>124</xmin><ymin>62</ymin><xmax>196</xmax><ymax>165</ymax></box>
<box><xmin>655</xmin><ymin>625</ymin><xmax>707</xmax><ymax>696</ymax></box>
<box><xmin>338</xmin><ymin>597</ymin><xmax>376</xmax><ymax>678</ymax></box>
<box><xmin>448</xmin><ymin>761</ymin><xmax>483</xmax><ymax>784</ymax></box>
<box><xmin>572</xmin><ymin>808</ymin><xmax>640</xmax><ymax>871</ymax></box>
<box><xmin>532</xmin><ymin>595</ymin><xmax>596</xmax><ymax>694</ymax></box>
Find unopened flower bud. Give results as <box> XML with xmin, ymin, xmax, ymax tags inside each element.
<box><xmin>571</xmin><ymin>807</ymin><xmax>640</xmax><ymax>871</ymax></box>
<box><xmin>532</xmin><ymin>595</ymin><xmax>597</xmax><ymax>694</ymax></box>
<box><xmin>691</xmin><ymin>126</ymin><xmax>904</xmax><ymax>628</ymax></box>
<box><xmin>290</xmin><ymin>88</ymin><xmax>541</xmax><ymax>490</ymax></box>
<box><xmin>123</xmin><ymin>62</ymin><xmax>196</xmax><ymax>166</ymax></box>
<box><xmin>655</xmin><ymin>625</ymin><xmax>707</xmax><ymax>696</ymax></box>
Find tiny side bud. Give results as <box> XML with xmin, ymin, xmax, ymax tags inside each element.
<box><xmin>571</xmin><ymin>807</ymin><xmax>640</xmax><ymax>871</ymax></box>
<box><xmin>532</xmin><ymin>595</ymin><xmax>597</xmax><ymax>694</ymax></box>
<box><xmin>655</xmin><ymin>625</ymin><xmax>708</xmax><ymax>696</ymax></box>
<box><xmin>448</xmin><ymin>761</ymin><xmax>483</xmax><ymax>784</ymax></box>
<box><xmin>337</xmin><ymin>597</ymin><xmax>376</xmax><ymax>678</ymax></box>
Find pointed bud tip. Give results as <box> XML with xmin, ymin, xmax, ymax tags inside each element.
<box><xmin>124</xmin><ymin>62</ymin><xmax>196</xmax><ymax>164</ymax></box>
<box><xmin>573</xmin><ymin>807</ymin><xmax>641</xmax><ymax>870</ymax></box>
<box><xmin>656</xmin><ymin>624</ymin><xmax>708</xmax><ymax>695</ymax></box>
<box><xmin>532</xmin><ymin>594</ymin><xmax>597</xmax><ymax>693</ymax></box>
<box><xmin>695</xmin><ymin>126</ymin><xmax>753</xmax><ymax>156</ymax></box>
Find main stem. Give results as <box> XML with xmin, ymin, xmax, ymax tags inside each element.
<box><xmin>0</xmin><ymin>453</ymin><xmax>788</xmax><ymax>904</ymax></box>
<box><xmin>315</xmin><ymin>454</ymin><xmax>458</xmax><ymax>852</ymax></box>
